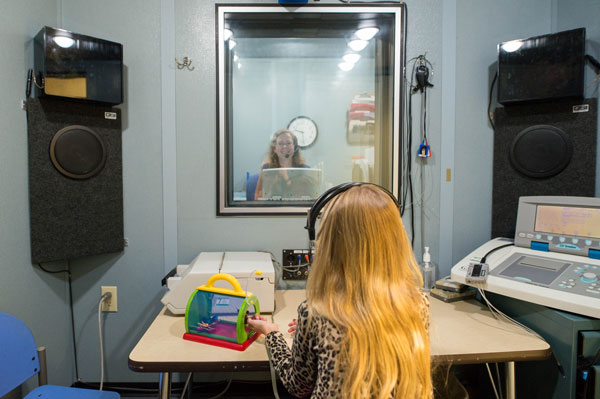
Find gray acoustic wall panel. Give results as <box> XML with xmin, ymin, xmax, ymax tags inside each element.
<box><xmin>26</xmin><ymin>98</ymin><xmax>124</xmax><ymax>263</ymax></box>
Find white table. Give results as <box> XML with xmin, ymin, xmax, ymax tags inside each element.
<box><xmin>129</xmin><ymin>290</ymin><xmax>550</xmax><ymax>398</ymax></box>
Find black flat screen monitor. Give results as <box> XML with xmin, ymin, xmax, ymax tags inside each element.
<box><xmin>497</xmin><ymin>28</ymin><xmax>585</xmax><ymax>105</ymax></box>
<box><xmin>34</xmin><ymin>26</ymin><xmax>123</xmax><ymax>105</ymax></box>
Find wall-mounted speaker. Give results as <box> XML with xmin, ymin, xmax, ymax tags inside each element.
<box><xmin>26</xmin><ymin>98</ymin><xmax>124</xmax><ymax>263</ymax></box>
<box><xmin>492</xmin><ymin>98</ymin><xmax>597</xmax><ymax>239</ymax></box>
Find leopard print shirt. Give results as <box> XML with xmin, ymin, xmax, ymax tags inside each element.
<box><xmin>265</xmin><ymin>291</ymin><xmax>430</xmax><ymax>398</ymax></box>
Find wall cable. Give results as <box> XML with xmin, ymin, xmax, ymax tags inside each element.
<box><xmin>495</xmin><ymin>362</ymin><xmax>504</xmax><ymax>399</ymax></box>
<box><xmin>207</xmin><ymin>373</ymin><xmax>234</xmax><ymax>399</ymax></box>
<box><xmin>267</xmin><ymin>345</ymin><xmax>282</xmax><ymax>399</ymax></box>
<box><xmin>180</xmin><ymin>373</ymin><xmax>192</xmax><ymax>398</ymax></box>
<box><xmin>402</xmin><ymin>58</ymin><xmax>417</xmax><ymax>245</ymax></box>
<box><xmin>37</xmin><ymin>261</ymin><xmax>80</xmax><ymax>381</ymax></box>
<box><xmin>66</xmin><ymin>261</ymin><xmax>81</xmax><ymax>382</ymax></box>
<box><xmin>419</xmin><ymin>87</ymin><xmax>427</xmax><ymax>251</ymax></box>
<box><xmin>485</xmin><ymin>363</ymin><xmax>501</xmax><ymax>399</ymax></box>
<box><xmin>488</xmin><ymin>72</ymin><xmax>498</xmax><ymax>130</ymax></box>
<box><xmin>98</xmin><ymin>292</ymin><xmax>112</xmax><ymax>390</ymax></box>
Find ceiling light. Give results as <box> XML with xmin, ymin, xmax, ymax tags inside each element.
<box><xmin>355</xmin><ymin>27</ymin><xmax>379</xmax><ymax>41</ymax></box>
<box><xmin>229</xmin><ymin>40</ymin><xmax>237</xmax><ymax>50</ymax></box>
<box><xmin>348</xmin><ymin>40</ymin><xmax>369</xmax><ymax>51</ymax></box>
<box><xmin>343</xmin><ymin>53</ymin><xmax>361</xmax><ymax>64</ymax></box>
<box><xmin>53</xmin><ymin>36</ymin><xmax>75</xmax><ymax>48</ymax></box>
<box><xmin>501</xmin><ymin>40</ymin><xmax>523</xmax><ymax>53</ymax></box>
<box><xmin>348</xmin><ymin>40</ymin><xmax>368</xmax><ymax>52</ymax></box>
<box><xmin>338</xmin><ymin>62</ymin><xmax>354</xmax><ymax>72</ymax></box>
<box><xmin>224</xmin><ymin>28</ymin><xmax>233</xmax><ymax>41</ymax></box>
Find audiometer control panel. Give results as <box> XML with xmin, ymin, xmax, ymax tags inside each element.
<box><xmin>451</xmin><ymin>196</ymin><xmax>600</xmax><ymax>319</ymax></box>
<box><xmin>515</xmin><ymin>231</ymin><xmax>600</xmax><ymax>259</ymax></box>
<box><xmin>490</xmin><ymin>252</ymin><xmax>600</xmax><ymax>298</ymax></box>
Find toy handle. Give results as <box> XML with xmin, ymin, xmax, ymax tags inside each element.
<box><xmin>204</xmin><ymin>273</ymin><xmax>245</xmax><ymax>295</ymax></box>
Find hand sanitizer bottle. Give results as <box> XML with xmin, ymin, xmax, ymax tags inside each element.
<box><xmin>420</xmin><ymin>247</ymin><xmax>436</xmax><ymax>292</ymax></box>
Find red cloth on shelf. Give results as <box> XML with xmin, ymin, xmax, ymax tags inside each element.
<box><xmin>349</xmin><ymin>102</ymin><xmax>375</xmax><ymax>112</ymax></box>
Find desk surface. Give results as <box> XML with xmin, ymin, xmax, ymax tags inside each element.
<box><xmin>129</xmin><ymin>290</ymin><xmax>550</xmax><ymax>372</ymax></box>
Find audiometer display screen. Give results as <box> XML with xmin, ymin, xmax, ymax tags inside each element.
<box><xmin>535</xmin><ymin>205</ymin><xmax>600</xmax><ymax>239</ymax></box>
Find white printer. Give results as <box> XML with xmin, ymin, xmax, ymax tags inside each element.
<box><xmin>161</xmin><ymin>251</ymin><xmax>276</xmax><ymax>314</ymax></box>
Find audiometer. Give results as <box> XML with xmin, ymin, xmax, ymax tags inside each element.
<box><xmin>452</xmin><ymin>196</ymin><xmax>600</xmax><ymax>319</ymax></box>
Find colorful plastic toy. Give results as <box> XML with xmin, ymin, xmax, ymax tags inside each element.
<box><xmin>183</xmin><ymin>273</ymin><xmax>260</xmax><ymax>351</ymax></box>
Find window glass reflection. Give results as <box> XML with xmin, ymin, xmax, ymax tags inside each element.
<box><xmin>218</xmin><ymin>7</ymin><xmax>403</xmax><ymax>214</ymax></box>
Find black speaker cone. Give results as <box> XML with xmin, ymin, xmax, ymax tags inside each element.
<box><xmin>509</xmin><ymin>125</ymin><xmax>572</xmax><ymax>178</ymax></box>
<box><xmin>50</xmin><ymin>125</ymin><xmax>106</xmax><ymax>179</ymax></box>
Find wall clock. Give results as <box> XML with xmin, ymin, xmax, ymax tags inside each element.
<box><xmin>288</xmin><ymin>116</ymin><xmax>318</xmax><ymax>148</ymax></box>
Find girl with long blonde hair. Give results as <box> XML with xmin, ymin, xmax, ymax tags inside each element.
<box><xmin>248</xmin><ymin>184</ymin><xmax>432</xmax><ymax>398</ymax></box>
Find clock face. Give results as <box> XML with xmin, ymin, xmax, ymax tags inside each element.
<box><xmin>288</xmin><ymin>116</ymin><xmax>318</xmax><ymax>148</ymax></box>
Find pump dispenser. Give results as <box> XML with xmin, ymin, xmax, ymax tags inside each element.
<box><xmin>420</xmin><ymin>247</ymin><xmax>436</xmax><ymax>291</ymax></box>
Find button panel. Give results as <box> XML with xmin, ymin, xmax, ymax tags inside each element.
<box><xmin>552</xmin><ymin>262</ymin><xmax>600</xmax><ymax>297</ymax></box>
<box><xmin>517</xmin><ymin>231</ymin><xmax>598</xmax><ymax>258</ymax></box>
<box><xmin>511</xmin><ymin>230</ymin><xmax>600</xmax><ymax>299</ymax></box>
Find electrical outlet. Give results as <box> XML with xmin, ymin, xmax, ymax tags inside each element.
<box><xmin>101</xmin><ymin>286</ymin><xmax>118</xmax><ymax>312</ymax></box>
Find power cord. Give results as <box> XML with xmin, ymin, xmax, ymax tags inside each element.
<box><xmin>585</xmin><ymin>54</ymin><xmax>600</xmax><ymax>74</ymax></box>
<box><xmin>480</xmin><ymin>243</ymin><xmax>514</xmax><ymax>264</ymax></box>
<box><xmin>266</xmin><ymin>344</ymin><xmax>282</xmax><ymax>399</ymax></box>
<box><xmin>37</xmin><ymin>261</ymin><xmax>80</xmax><ymax>382</ymax></box>
<box><xmin>485</xmin><ymin>363</ymin><xmax>501</xmax><ymax>399</ymax></box>
<box><xmin>244</xmin><ymin>269</ymin><xmax>264</xmax><ymax>299</ymax></box>
<box><xmin>476</xmin><ymin>287</ymin><xmax>564</xmax><ymax>376</ymax></box>
<box><xmin>463</xmin><ymin>242</ymin><xmax>565</xmax><ymax>378</ymax></box>
<box><xmin>488</xmin><ymin>71</ymin><xmax>498</xmax><ymax>130</ymax></box>
<box><xmin>207</xmin><ymin>374</ymin><xmax>234</xmax><ymax>399</ymax></box>
<box><xmin>180</xmin><ymin>373</ymin><xmax>193</xmax><ymax>398</ymax></box>
<box><xmin>98</xmin><ymin>292</ymin><xmax>112</xmax><ymax>390</ymax></box>
<box><xmin>37</xmin><ymin>262</ymin><xmax>68</xmax><ymax>274</ymax></box>
<box><xmin>66</xmin><ymin>262</ymin><xmax>80</xmax><ymax>383</ymax></box>
<box><xmin>179</xmin><ymin>372</ymin><xmax>239</xmax><ymax>399</ymax></box>
<box><xmin>476</xmin><ymin>287</ymin><xmax>545</xmax><ymax>341</ymax></box>
<box><xmin>178</xmin><ymin>372</ymin><xmax>234</xmax><ymax>399</ymax></box>
<box><xmin>495</xmin><ymin>363</ymin><xmax>503</xmax><ymax>399</ymax></box>
<box><xmin>402</xmin><ymin>57</ymin><xmax>418</xmax><ymax>244</ymax></box>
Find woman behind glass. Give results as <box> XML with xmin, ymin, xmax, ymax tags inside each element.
<box><xmin>254</xmin><ymin>129</ymin><xmax>308</xmax><ymax>200</ymax></box>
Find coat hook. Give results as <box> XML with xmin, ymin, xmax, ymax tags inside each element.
<box><xmin>175</xmin><ymin>57</ymin><xmax>195</xmax><ymax>71</ymax></box>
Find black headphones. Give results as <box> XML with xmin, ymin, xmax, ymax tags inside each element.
<box><xmin>305</xmin><ymin>182</ymin><xmax>400</xmax><ymax>242</ymax></box>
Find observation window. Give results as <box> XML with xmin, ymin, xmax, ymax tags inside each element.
<box><xmin>217</xmin><ymin>5</ymin><xmax>406</xmax><ymax>215</ymax></box>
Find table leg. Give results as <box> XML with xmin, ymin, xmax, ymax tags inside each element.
<box><xmin>159</xmin><ymin>371</ymin><xmax>172</xmax><ymax>399</ymax></box>
<box><xmin>505</xmin><ymin>361</ymin><xmax>515</xmax><ymax>399</ymax></box>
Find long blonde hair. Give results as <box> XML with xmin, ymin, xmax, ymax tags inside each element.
<box><xmin>306</xmin><ymin>184</ymin><xmax>432</xmax><ymax>399</ymax></box>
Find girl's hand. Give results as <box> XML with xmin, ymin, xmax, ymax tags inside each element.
<box><xmin>246</xmin><ymin>314</ymin><xmax>279</xmax><ymax>335</ymax></box>
<box><xmin>287</xmin><ymin>318</ymin><xmax>297</xmax><ymax>337</ymax></box>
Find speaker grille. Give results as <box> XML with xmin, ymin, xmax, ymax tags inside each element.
<box><xmin>509</xmin><ymin>125</ymin><xmax>572</xmax><ymax>178</ymax></box>
<box><xmin>50</xmin><ymin>125</ymin><xmax>107</xmax><ymax>179</ymax></box>
<box><xmin>492</xmin><ymin>98</ymin><xmax>597</xmax><ymax>239</ymax></box>
<box><xmin>27</xmin><ymin>98</ymin><xmax>123</xmax><ymax>263</ymax></box>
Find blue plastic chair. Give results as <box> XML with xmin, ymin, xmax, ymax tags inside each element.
<box><xmin>0</xmin><ymin>312</ymin><xmax>120</xmax><ymax>399</ymax></box>
<box><xmin>246</xmin><ymin>173</ymin><xmax>260</xmax><ymax>201</ymax></box>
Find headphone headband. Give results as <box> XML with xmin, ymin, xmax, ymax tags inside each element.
<box><xmin>305</xmin><ymin>182</ymin><xmax>399</xmax><ymax>241</ymax></box>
